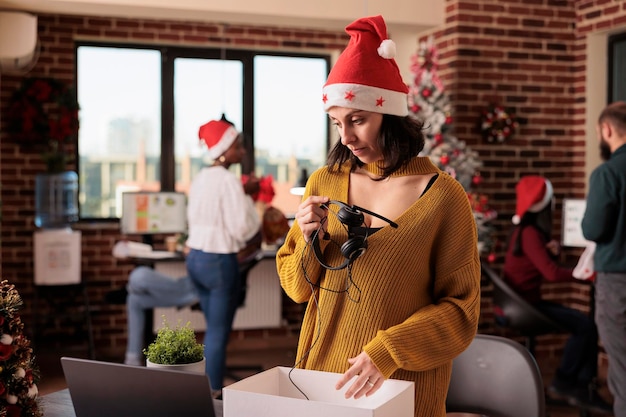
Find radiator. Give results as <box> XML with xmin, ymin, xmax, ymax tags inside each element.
<box><xmin>152</xmin><ymin>258</ymin><xmax>282</xmax><ymax>332</ymax></box>
<box><xmin>232</xmin><ymin>258</ymin><xmax>282</xmax><ymax>330</ymax></box>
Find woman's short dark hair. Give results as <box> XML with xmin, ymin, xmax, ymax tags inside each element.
<box><xmin>327</xmin><ymin>114</ymin><xmax>426</xmax><ymax>178</ymax></box>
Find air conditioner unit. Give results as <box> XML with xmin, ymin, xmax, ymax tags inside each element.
<box><xmin>0</xmin><ymin>11</ymin><xmax>38</xmax><ymax>74</ymax></box>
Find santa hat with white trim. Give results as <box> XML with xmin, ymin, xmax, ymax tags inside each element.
<box><xmin>512</xmin><ymin>176</ymin><xmax>554</xmax><ymax>224</ymax></box>
<box><xmin>198</xmin><ymin>119</ymin><xmax>239</xmax><ymax>160</ymax></box>
<box><xmin>322</xmin><ymin>15</ymin><xmax>409</xmax><ymax>116</ymax></box>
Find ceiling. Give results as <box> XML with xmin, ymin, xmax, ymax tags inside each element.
<box><xmin>0</xmin><ymin>0</ymin><xmax>443</xmax><ymax>33</ymax></box>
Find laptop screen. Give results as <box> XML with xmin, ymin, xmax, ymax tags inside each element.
<box><xmin>61</xmin><ymin>357</ymin><xmax>221</xmax><ymax>417</ymax></box>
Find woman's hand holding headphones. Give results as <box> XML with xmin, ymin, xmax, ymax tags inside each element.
<box><xmin>295</xmin><ymin>196</ymin><xmax>330</xmax><ymax>243</ymax></box>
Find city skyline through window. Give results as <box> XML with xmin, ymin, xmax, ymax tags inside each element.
<box><xmin>77</xmin><ymin>44</ymin><xmax>329</xmax><ymax>221</ymax></box>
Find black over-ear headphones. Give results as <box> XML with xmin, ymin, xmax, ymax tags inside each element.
<box><xmin>311</xmin><ymin>200</ymin><xmax>398</xmax><ymax>270</ymax></box>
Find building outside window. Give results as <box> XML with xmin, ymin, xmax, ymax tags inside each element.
<box><xmin>76</xmin><ymin>44</ymin><xmax>329</xmax><ymax>222</ymax></box>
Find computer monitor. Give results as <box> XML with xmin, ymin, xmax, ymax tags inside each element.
<box><xmin>120</xmin><ymin>191</ymin><xmax>187</xmax><ymax>235</ymax></box>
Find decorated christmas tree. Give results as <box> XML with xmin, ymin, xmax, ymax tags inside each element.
<box><xmin>0</xmin><ymin>280</ymin><xmax>42</xmax><ymax>417</ymax></box>
<box><xmin>408</xmin><ymin>38</ymin><xmax>497</xmax><ymax>260</ymax></box>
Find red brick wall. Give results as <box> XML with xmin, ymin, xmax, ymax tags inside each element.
<box><xmin>0</xmin><ymin>14</ymin><xmax>347</xmax><ymax>357</ymax></box>
<box><xmin>422</xmin><ymin>0</ymin><xmax>584</xmax><ymax>359</ymax></box>
<box><xmin>424</xmin><ymin>0</ymin><xmax>626</xmax><ymax>361</ymax></box>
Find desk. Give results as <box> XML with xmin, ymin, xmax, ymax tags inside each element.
<box><xmin>118</xmin><ymin>250</ymin><xmax>282</xmax><ymax>351</ymax></box>
<box><xmin>41</xmin><ymin>389</ymin><xmax>224</xmax><ymax>417</ymax></box>
<box><xmin>147</xmin><ymin>251</ymin><xmax>282</xmax><ymax>333</ymax></box>
<box><xmin>41</xmin><ymin>389</ymin><xmax>76</xmax><ymax>417</ymax></box>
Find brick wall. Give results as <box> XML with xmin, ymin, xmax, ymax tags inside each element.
<box><xmin>424</xmin><ymin>0</ymin><xmax>626</xmax><ymax>361</ymax></box>
<box><xmin>1</xmin><ymin>1</ymin><xmax>625</xmax><ymax>360</ymax></box>
<box><xmin>0</xmin><ymin>14</ymin><xmax>347</xmax><ymax>357</ymax></box>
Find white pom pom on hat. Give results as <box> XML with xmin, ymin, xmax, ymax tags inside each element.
<box><xmin>198</xmin><ymin>119</ymin><xmax>239</xmax><ymax>160</ymax></box>
<box><xmin>322</xmin><ymin>15</ymin><xmax>409</xmax><ymax>117</ymax></box>
<box><xmin>377</xmin><ymin>39</ymin><xmax>396</xmax><ymax>59</ymax></box>
<box><xmin>512</xmin><ymin>176</ymin><xmax>554</xmax><ymax>224</ymax></box>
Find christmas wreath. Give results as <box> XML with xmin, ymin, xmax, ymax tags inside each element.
<box><xmin>0</xmin><ymin>280</ymin><xmax>42</xmax><ymax>417</ymax></box>
<box><xmin>480</xmin><ymin>104</ymin><xmax>518</xmax><ymax>143</ymax></box>
<box><xmin>7</xmin><ymin>77</ymin><xmax>79</xmax><ymax>172</ymax></box>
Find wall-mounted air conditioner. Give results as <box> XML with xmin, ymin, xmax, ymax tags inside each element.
<box><xmin>0</xmin><ymin>11</ymin><xmax>38</xmax><ymax>74</ymax></box>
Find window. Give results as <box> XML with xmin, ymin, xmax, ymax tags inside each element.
<box><xmin>77</xmin><ymin>46</ymin><xmax>161</xmax><ymax>218</ymax></box>
<box><xmin>253</xmin><ymin>55</ymin><xmax>328</xmax><ymax>211</ymax></box>
<box><xmin>76</xmin><ymin>43</ymin><xmax>329</xmax><ymax>221</ymax></box>
<box><xmin>609</xmin><ymin>32</ymin><xmax>626</xmax><ymax>103</ymax></box>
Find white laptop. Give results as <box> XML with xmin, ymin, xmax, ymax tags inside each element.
<box><xmin>61</xmin><ymin>357</ymin><xmax>222</xmax><ymax>417</ymax></box>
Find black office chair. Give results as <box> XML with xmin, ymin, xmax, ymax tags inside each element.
<box><xmin>483</xmin><ymin>264</ymin><xmax>597</xmax><ymax>417</ymax></box>
<box><xmin>482</xmin><ymin>263</ymin><xmax>564</xmax><ymax>354</ymax></box>
<box><xmin>446</xmin><ymin>334</ymin><xmax>546</xmax><ymax>417</ymax></box>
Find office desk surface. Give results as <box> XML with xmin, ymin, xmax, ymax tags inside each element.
<box><xmin>41</xmin><ymin>389</ymin><xmax>76</xmax><ymax>417</ymax></box>
<box><xmin>41</xmin><ymin>389</ymin><xmax>224</xmax><ymax>417</ymax></box>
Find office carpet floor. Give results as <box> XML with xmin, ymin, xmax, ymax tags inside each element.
<box><xmin>35</xmin><ymin>337</ymin><xmax>612</xmax><ymax>417</ymax></box>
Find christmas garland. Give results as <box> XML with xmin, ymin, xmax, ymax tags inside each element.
<box><xmin>480</xmin><ymin>104</ymin><xmax>518</xmax><ymax>143</ymax></box>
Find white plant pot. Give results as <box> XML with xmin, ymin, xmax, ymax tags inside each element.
<box><xmin>146</xmin><ymin>357</ymin><xmax>206</xmax><ymax>374</ymax></box>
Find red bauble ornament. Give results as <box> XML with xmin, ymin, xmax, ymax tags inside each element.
<box><xmin>487</xmin><ymin>252</ymin><xmax>496</xmax><ymax>263</ymax></box>
<box><xmin>472</xmin><ymin>174</ymin><xmax>482</xmax><ymax>185</ymax></box>
<box><xmin>440</xmin><ymin>154</ymin><xmax>449</xmax><ymax>165</ymax></box>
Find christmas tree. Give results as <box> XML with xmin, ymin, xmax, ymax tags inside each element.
<box><xmin>0</xmin><ymin>280</ymin><xmax>42</xmax><ymax>417</ymax></box>
<box><xmin>408</xmin><ymin>38</ymin><xmax>497</xmax><ymax>260</ymax></box>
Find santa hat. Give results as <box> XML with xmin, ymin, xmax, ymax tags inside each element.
<box><xmin>198</xmin><ymin>119</ymin><xmax>239</xmax><ymax>160</ymax></box>
<box><xmin>512</xmin><ymin>176</ymin><xmax>554</xmax><ymax>224</ymax></box>
<box><xmin>322</xmin><ymin>15</ymin><xmax>408</xmax><ymax>116</ymax></box>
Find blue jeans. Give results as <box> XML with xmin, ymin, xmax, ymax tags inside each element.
<box><xmin>125</xmin><ymin>266</ymin><xmax>199</xmax><ymax>362</ymax></box>
<box><xmin>186</xmin><ymin>249</ymin><xmax>241</xmax><ymax>391</ymax></box>
<box><xmin>534</xmin><ymin>300</ymin><xmax>598</xmax><ymax>386</ymax></box>
<box><xmin>595</xmin><ymin>273</ymin><xmax>626</xmax><ymax>417</ymax></box>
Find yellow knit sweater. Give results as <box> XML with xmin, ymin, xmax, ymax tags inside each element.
<box><xmin>276</xmin><ymin>157</ymin><xmax>481</xmax><ymax>417</ymax></box>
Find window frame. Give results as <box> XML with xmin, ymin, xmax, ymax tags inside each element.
<box><xmin>75</xmin><ymin>41</ymin><xmax>330</xmax><ymax>222</ymax></box>
<box><xmin>608</xmin><ymin>32</ymin><xmax>626</xmax><ymax>103</ymax></box>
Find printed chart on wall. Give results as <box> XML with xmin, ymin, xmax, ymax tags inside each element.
<box><xmin>121</xmin><ymin>192</ymin><xmax>187</xmax><ymax>235</ymax></box>
<box><xmin>562</xmin><ymin>198</ymin><xmax>591</xmax><ymax>248</ymax></box>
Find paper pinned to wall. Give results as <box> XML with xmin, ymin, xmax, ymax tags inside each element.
<box><xmin>34</xmin><ymin>229</ymin><xmax>81</xmax><ymax>285</ymax></box>
<box><xmin>562</xmin><ymin>198</ymin><xmax>592</xmax><ymax>248</ymax></box>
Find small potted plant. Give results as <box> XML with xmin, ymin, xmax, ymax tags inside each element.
<box><xmin>144</xmin><ymin>317</ymin><xmax>205</xmax><ymax>374</ymax></box>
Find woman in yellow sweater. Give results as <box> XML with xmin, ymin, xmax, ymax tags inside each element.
<box><xmin>276</xmin><ymin>15</ymin><xmax>481</xmax><ymax>417</ymax></box>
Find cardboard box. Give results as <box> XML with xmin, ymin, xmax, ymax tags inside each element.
<box><xmin>222</xmin><ymin>366</ymin><xmax>414</xmax><ymax>417</ymax></box>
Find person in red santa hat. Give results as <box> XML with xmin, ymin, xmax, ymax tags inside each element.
<box><xmin>123</xmin><ymin>118</ymin><xmax>261</xmax><ymax>398</ymax></box>
<box><xmin>276</xmin><ymin>15</ymin><xmax>480</xmax><ymax>417</ymax></box>
<box><xmin>503</xmin><ymin>175</ymin><xmax>612</xmax><ymax>413</ymax></box>
<box><xmin>186</xmin><ymin>117</ymin><xmax>261</xmax><ymax>395</ymax></box>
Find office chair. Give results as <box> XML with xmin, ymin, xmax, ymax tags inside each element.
<box><xmin>446</xmin><ymin>334</ymin><xmax>546</xmax><ymax>417</ymax></box>
<box><xmin>482</xmin><ymin>263</ymin><xmax>564</xmax><ymax>354</ymax></box>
